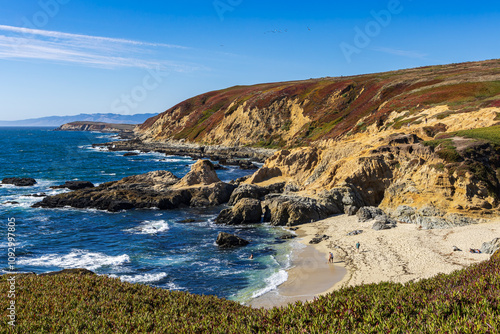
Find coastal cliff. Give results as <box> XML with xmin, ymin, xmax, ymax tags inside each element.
<box><xmin>133</xmin><ymin>59</ymin><xmax>500</xmax><ymax>225</ymax></box>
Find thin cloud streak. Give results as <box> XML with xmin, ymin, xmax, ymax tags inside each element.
<box><xmin>372</xmin><ymin>47</ymin><xmax>428</xmax><ymax>59</ymax></box>
<box><xmin>0</xmin><ymin>25</ymin><xmax>187</xmax><ymax>49</ymax></box>
<box><xmin>0</xmin><ymin>24</ymin><xmax>196</xmax><ymax>71</ymax></box>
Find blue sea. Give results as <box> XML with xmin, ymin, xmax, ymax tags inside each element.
<box><xmin>0</xmin><ymin>127</ymin><xmax>294</xmax><ymax>303</ymax></box>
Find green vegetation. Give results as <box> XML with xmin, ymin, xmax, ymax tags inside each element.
<box><xmin>423</xmin><ymin>139</ymin><xmax>461</xmax><ymax>163</ymax></box>
<box><xmin>454</xmin><ymin>125</ymin><xmax>500</xmax><ymax>145</ymax></box>
<box><xmin>2</xmin><ymin>251</ymin><xmax>500</xmax><ymax>333</ymax></box>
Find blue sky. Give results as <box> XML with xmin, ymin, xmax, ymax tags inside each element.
<box><xmin>0</xmin><ymin>0</ymin><xmax>498</xmax><ymax>120</ymax></box>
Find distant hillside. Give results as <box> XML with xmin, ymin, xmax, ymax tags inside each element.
<box><xmin>55</xmin><ymin>122</ymin><xmax>136</xmax><ymax>133</ymax></box>
<box><xmin>0</xmin><ymin>113</ymin><xmax>157</xmax><ymax>127</ymax></box>
<box><xmin>137</xmin><ymin>59</ymin><xmax>500</xmax><ymax>148</ymax></box>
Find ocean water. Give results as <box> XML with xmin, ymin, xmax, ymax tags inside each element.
<box><xmin>0</xmin><ymin>127</ymin><xmax>294</xmax><ymax>303</ymax></box>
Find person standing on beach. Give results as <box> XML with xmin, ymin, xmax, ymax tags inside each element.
<box><xmin>328</xmin><ymin>252</ymin><xmax>334</xmax><ymax>264</ymax></box>
<box><xmin>356</xmin><ymin>242</ymin><xmax>360</xmax><ymax>252</ymax></box>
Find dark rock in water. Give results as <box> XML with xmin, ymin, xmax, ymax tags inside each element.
<box><xmin>51</xmin><ymin>181</ymin><xmax>95</xmax><ymax>190</ymax></box>
<box><xmin>4</xmin><ymin>201</ymin><xmax>19</xmax><ymax>205</ymax></box>
<box><xmin>39</xmin><ymin>268</ymin><xmax>95</xmax><ymax>276</ymax></box>
<box><xmin>357</xmin><ymin>206</ymin><xmax>385</xmax><ymax>222</ymax></box>
<box><xmin>32</xmin><ymin>161</ymin><xmax>236</xmax><ymax>212</ymax></box>
<box><xmin>216</xmin><ymin>232</ymin><xmax>249</xmax><ymax>248</ymax></box>
<box><xmin>2</xmin><ymin>177</ymin><xmax>37</xmax><ymax>187</ymax></box>
<box><xmin>178</xmin><ymin>218</ymin><xmax>197</xmax><ymax>223</ymax></box>
<box><xmin>213</xmin><ymin>163</ymin><xmax>227</xmax><ymax>170</ymax></box>
<box><xmin>123</xmin><ymin>152</ymin><xmax>139</xmax><ymax>156</ymax></box>
<box><xmin>216</xmin><ymin>198</ymin><xmax>262</xmax><ymax>225</ymax></box>
<box><xmin>27</xmin><ymin>193</ymin><xmax>47</xmax><ymax>197</ymax></box>
<box><xmin>480</xmin><ymin>238</ymin><xmax>500</xmax><ymax>254</ymax></box>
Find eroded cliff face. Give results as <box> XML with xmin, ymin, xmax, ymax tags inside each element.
<box><xmin>245</xmin><ymin>108</ymin><xmax>500</xmax><ymax>220</ymax></box>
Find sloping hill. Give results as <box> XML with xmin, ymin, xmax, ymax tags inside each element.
<box><xmin>137</xmin><ymin>59</ymin><xmax>500</xmax><ymax>148</ymax></box>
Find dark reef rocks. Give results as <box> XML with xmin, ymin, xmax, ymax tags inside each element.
<box><xmin>33</xmin><ymin>160</ymin><xmax>235</xmax><ymax>212</ymax></box>
<box><xmin>2</xmin><ymin>177</ymin><xmax>37</xmax><ymax>187</ymax></box>
<box><xmin>51</xmin><ymin>181</ymin><xmax>95</xmax><ymax>190</ymax></box>
<box><xmin>216</xmin><ymin>232</ymin><xmax>249</xmax><ymax>248</ymax></box>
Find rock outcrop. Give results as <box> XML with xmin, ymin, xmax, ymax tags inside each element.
<box><xmin>216</xmin><ymin>232</ymin><xmax>249</xmax><ymax>248</ymax></box>
<box><xmin>173</xmin><ymin>160</ymin><xmax>220</xmax><ymax>188</ymax></box>
<box><xmin>33</xmin><ymin>160</ymin><xmax>235</xmax><ymax>212</ymax></box>
<box><xmin>2</xmin><ymin>177</ymin><xmax>37</xmax><ymax>187</ymax></box>
<box><xmin>51</xmin><ymin>181</ymin><xmax>94</xmax><ymax>190</ymax></box>
<box><xmin>216</xmin><ymin>198</ymin><xmax>262</xmax><ymax>225</ymax></box>
<box><xmin>262</xmin><ymin>194</ymin><xmax>341</xmax><ymax>226</ymax></box>
<box><xmin>480</xmin><ymin>238</ymin><xmax>500</xmax><ymax>255</ymax></box>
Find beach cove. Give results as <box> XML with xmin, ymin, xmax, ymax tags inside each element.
<box><xmin>249</xmin><ymin>214</ymin><xmax>500</xmax><ymax>309</ymax></box>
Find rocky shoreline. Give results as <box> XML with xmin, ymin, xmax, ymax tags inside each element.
<box><xmin>93</xmin><ymin>139</ymin><xmax>276</xmax><ymax>164</ymax></box>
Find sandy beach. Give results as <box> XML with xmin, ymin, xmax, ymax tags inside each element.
<box><xmin>250</xmin><ymin>214</ymin><xmax>500</xmax><ymax>308</ymax></box>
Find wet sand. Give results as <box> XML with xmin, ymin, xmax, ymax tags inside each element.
<box><xmin>248</xmin><ymin>233</ymin><xmax>346</xmax><ymax>309</ymax></box>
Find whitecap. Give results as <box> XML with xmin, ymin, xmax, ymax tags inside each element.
<box><xmin>109</xmin><ymin>272</ymin><xmax>168</xmax><ymax>284</ymax></box>
<box><xmin>17</xmin><ymin>250</ymin><xmax>130</xmax><ymax>271</ymax></box>
<box><xmin>125</xmin><ymin>220</ymin><xmax>169</xmax><ymax>235</ymax></box>
<box><xmin>251</xmin><ymin>270</ymin><xmax>288</xmax><ymax>298</ymax></box>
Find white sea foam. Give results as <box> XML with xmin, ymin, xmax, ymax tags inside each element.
<box><xmin>17</xmin><ymin>250</ymin><xmax>130</xmax><ymax>271</ymax></box>
<box><xmin>251</xmin><ymin>269</ymin><xmax>288</xmax><ymax>298</ymax></box>
<box><xmin>110</xmin><ymin>272</ymin><xmax>168</xmax><ymax>284</ymax></box>
<box><xmin>125</xmin><ymin>220</ymin><xmax>169</xmax><ymax>235</ymax></box>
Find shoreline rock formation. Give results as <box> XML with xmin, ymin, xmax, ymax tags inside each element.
<box><xmin>2</xmin><ymin>177</ymin><xmax>37</xmax><ymax>187</ymax></box>
<box><xmin>33</xmin><ymin>160</ymin><xmax>235</xmax><ymax>212</ymax></box>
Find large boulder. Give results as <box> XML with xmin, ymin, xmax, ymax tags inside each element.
<box><xmin>216</xmin><ymin>198</ymin><xmax>262</xmax><ymax>225</ymax></box>
<box><xmin>2</xmin><ymin>177</ymin><xmax>37</xmax><ymax>187</ymax></box>
<box><xmin>216</xmin><ymin>232</ymin><xmax>249</xmax><ymax>248</ymax></box>
<box><xmin>262</xmin><ymin>194</ymin><xmax>341</xmax><ymax>226</ymax></box>
<box><xmin>228</xmin><ymin>182</ymin><xmax>285</xmax><ymax>205</ymax></box>
<box><xmin>318</xmin><ymin>186</ymin><xmax>366</xmax><ymax>215</ymax></box>
<box><xmin>357</xmin><ymin>206</ymin><xmax>385</xmax><ymax>222</ymax></box>
<box><xmin>174</xmin><ymin>160</ymin><xmax>220</xmax><ymax>188</ymax></box>
<box><xmin>480</xmin><ymin>238</ymin><xmax>500</xmax><ymax>254</ymax></box>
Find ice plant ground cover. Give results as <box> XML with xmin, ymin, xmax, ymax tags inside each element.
<box><xmin>1</xmin><ymin>250</ymin><xmax>499</xmax><ymax>333</ymax></box>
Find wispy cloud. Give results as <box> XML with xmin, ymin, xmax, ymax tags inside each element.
<box><xmin>372</xmin><ymin>47</ymin><xmax>427</xmax><ymax>59</ymax></box>
<box><xmin>0</xmin><ymin>24</ymin><xmax>196</xmax><ymax>70</ymax></box>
